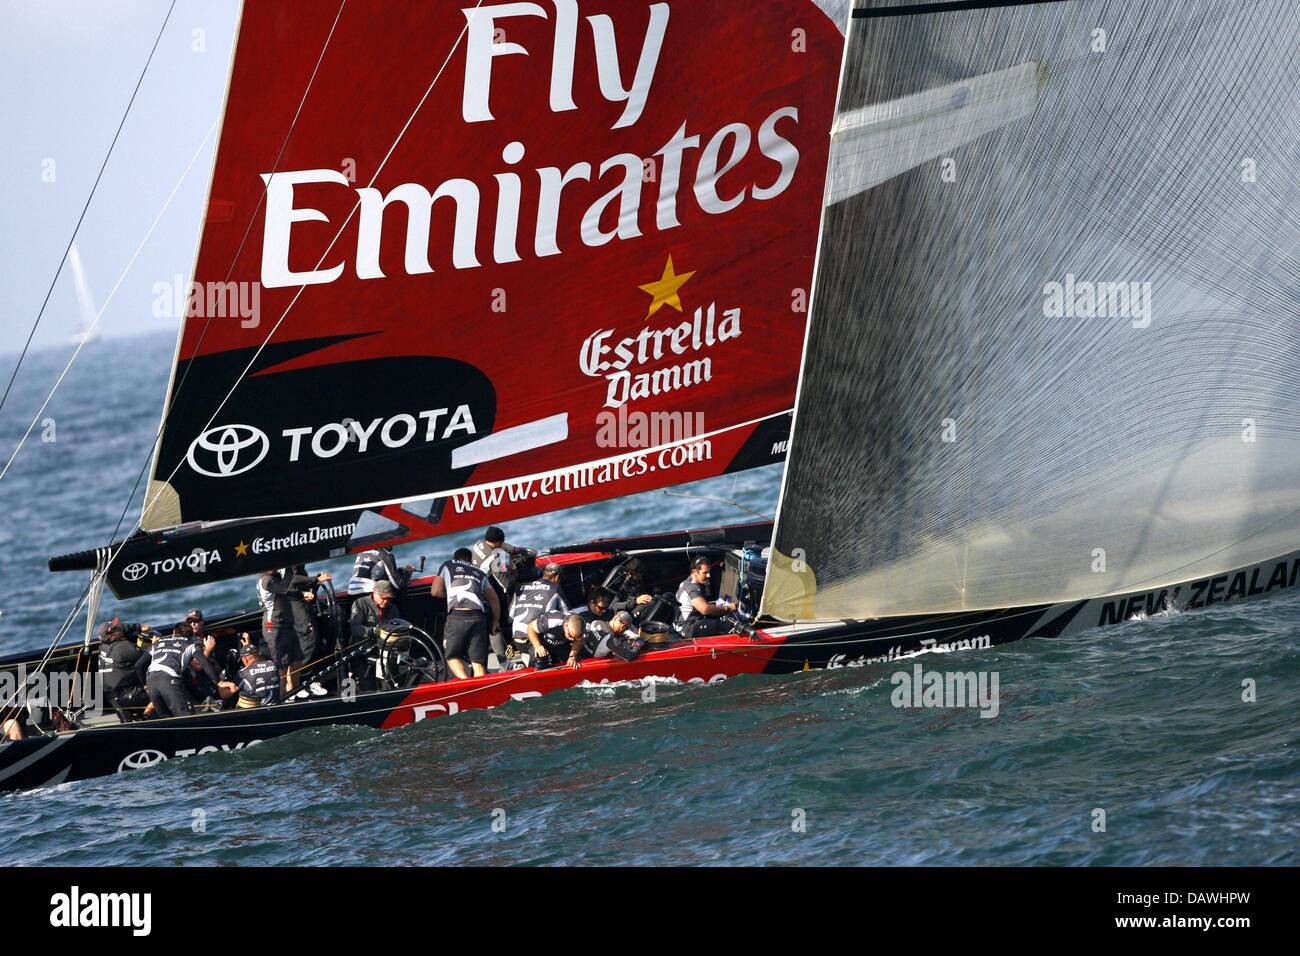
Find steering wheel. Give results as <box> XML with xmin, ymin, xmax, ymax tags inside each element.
<box><xmin>312</xmin><ymin>578</ymin><xmax>345</xmax><ymax>656</ymax></box>
<box><xmin>376</xmin><ymin>626</ymin><xmax>448</xmax><ymax>689</ymax></box>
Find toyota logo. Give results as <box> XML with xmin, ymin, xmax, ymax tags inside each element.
<box><xmin>122</xmin><ymin>562</ymin><xmax>148</xmax><ymax>582</ymax></box>
<box><xmin>118</xmin><ymin>749</ymin><xmax>168</xmax><ymax>772</ymax></box>
<box><xmin>186</xmin><ymin>424</ymin><xmax>269</xmax><ymax>478</ymax></box>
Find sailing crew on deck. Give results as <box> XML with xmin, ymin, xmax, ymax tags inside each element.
<box><xmin>432</xmin><ymin>547</ymin><xmax>500</xmax><ymax>679</ymax></box>
<box><xmin>219</xmin><ymin>641</ymin><xmax>281</xmax><ymax>708</ymax></box>
<box><xmin>560</xmin><ymin>586</ymin><xmax>616</xmax><ymax>668</ymax></box>
<box><xmin>256</xmin><ymin>568</ymin><xmax>315</xmax><ymax>692</ymax></box>
<box><xmin>526</xmin><ymin>609</ymin><xmax>583</xmax><ymax>668</ymax></box>
<box><xmin>472</xmin><ymin>526</ymin><xmax>525</xmax><ymax>662</ymax></box>
<box><xmin>350</xmin><ymin>580</ymin><xmax>401</xmax><ymax>643</ymax></box>
<box><xmin>506</xmin><ymin>564</ymin><xmax>569</xmax><ymax>664</ymax></box>
<box><xmin>138</xmin><ymin>625</ymin><xmax>220</xmax><ymax>718</ymax></box>
<box><xmin>183</xmin><ymin>608</ymin><xmax>208</xmax><ymax>640</ymax></box>
<box><xmin>676</xmin><ymin>557</ymin><xmax>737</xmax><ymax>637</ymax></box>
<box><xmin>283</xmin><ymin>565</ymin><xmax>331</xmax><ymax>669</ymax></box>
<box><xmin>609</xmin><ymin>558</ymin><xmax>656</xmax><ymax>621</ymax></box>
<box><xmin>472</xmin><ymin>526</ymin><xmax>523</xmax><ymax>591</ymax></box>
<box><xmin>348</xmin><ymin>547</ymin><xmax>414</xmax><ymax>596</ymax></box>
<box><xmin>97</xmin><ymin>620</ymin><xmax>150</xmax><ymax>721</ymax></box>
<box><xmin>587</xmin><ymin>611</ymin><xmax>642</xmax><ymax>663</ymax></box>
<box><xmin>526</xmin><ymin>596</ymin><xmax>636</xmax><ymax>669</ymax></box>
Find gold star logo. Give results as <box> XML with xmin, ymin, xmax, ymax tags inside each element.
<box><xmin>234</xmin><ymin>541</ymin><xmax>249</xmax><ymax>557</ymax></box>
<box><xmin>638</xmin><ymin>255</ymin><xmax>695</xmax><ymax>320</ymax></box>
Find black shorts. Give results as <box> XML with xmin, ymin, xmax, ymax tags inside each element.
<box><xmin>682</xmin><ymin>616</ymin><xmax>733</xmax><ymax>638</ymax></box>
<box><xmin>295</xmin><ymin>623</ymin><xmax>318</xmax><ymax>666</ymax></box>
<box><xmin>443</xmin><ymin>614</ymin><xmax>488</xmax><ymax>665</ymax></box>
<box><xmin>262</xmin><ymin>625</ymin><xmax>302</xmax><ymax>669</ymax></box>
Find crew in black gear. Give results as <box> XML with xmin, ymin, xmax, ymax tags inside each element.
<box><xmin>526</xmin><ymin>586</ymin><xmax>614</xmax><ymax>669</ymax></box>
<box><xmin>350</xmin><ymin>580</ymin><xmax>401</xmax><ymax>642</ymax></box>
<box><xmin>472</xmin><ymin>527</ymin><xmax>525</xmax><ymax>662</ymax></box>
<box><xmin>97</xmin><ymin>620</ymin><xmax>149</xmax><ymax>721</ymax></box>
<box><xmin>471</xmin><ymin>526</ymin><xmax>522</xmax><ymax>593</ymax></box>
<box><xmin>581</xmin><ymin>611</ymin><xmax>644</xmax><ymax>662</ymax></box>
<box><xmin>257</xmin><ymin>567</ymin><xmax>328</xmax><ymax>689</ymax></box>
<box><xmin>348</xmin><ymin>547</ymin><xmax>414</xmax><ymax>596</ymax></box>
<box><xmin>507</xmin><ymin>564</ymin><xmax>569</xmax><ymax>658</ymax></box>
<box><xmin>138</xmin><ymin>626</ymin><xmax>219</xmax><ymax>718</ymax></box>
<box><xmin>676</xmin><ymin>556</ymin><xmax>737</xmax><ymax>637</ymax></box>
<box><xmin>527</xmin><ymin>609</ymin><xmax>576</xmax><ymax>668</ymax></box>
<box><xmin>608</xmin><ymin>558</ymin><xmax>663</xmax><ymax>623</ymax></box>
<box><xmin>282</xmin><ymin>565</ymin><xmax>330</xmax><ymax>668</ymax></box>
<box><xmin>233</xmin><ymin>644</ymin><xmax>280</xmax><ymax>708</ymax></box>
<box><xmin>434</xmin><ymin>547</ymin><xmax>500</xmax><ymax>679</ymax></box>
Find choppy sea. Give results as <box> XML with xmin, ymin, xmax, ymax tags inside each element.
<box><xmin>0</xmin><ymin>333</ymin><xmax>1295</xmax><ymax>865</ymax></box>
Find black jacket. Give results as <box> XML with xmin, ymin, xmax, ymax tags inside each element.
<box><xmin>349</xmin><ymin>595</ymin><xmax>401</xmax><ymax>643</ymax></box>
<box><xmin>98</xmin><ymin>639</ymin><xmax>145</xmax><ymax>694</ymax></box>
<box><xmin>258</xmin><ymin>571</ymin><xmax>297</xmax><ymax>628</ymax></box>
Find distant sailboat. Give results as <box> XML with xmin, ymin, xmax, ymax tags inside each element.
<box><xmin>65</xmin><ymin>242</ymin><xmax>100</xmax><ymax>348</ymax></box>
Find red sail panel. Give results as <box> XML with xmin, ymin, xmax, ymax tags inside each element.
<box><xmin>91</xmin><ymin>414</ymin><xmax>787</xmax><ymax>598</ymax></box>
<box><xmin>144</xmin><ymin>0</ymin><xmax>843</xmax><ymax>531</ymax></box>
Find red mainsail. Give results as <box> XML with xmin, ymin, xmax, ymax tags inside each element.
<box><xmin>111</xmin><ymin>0</ymin><xmax>846</xmax><ymax>595</ymax></box>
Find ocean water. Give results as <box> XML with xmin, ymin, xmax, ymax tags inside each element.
<box><xmin>0</xmin><ymin>333</ymin><xmax>1296</xmax><ymax>866</ymax></box>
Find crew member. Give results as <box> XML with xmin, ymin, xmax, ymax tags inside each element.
<box><xmin>350</xmin><ymin>579</ymin><xmax>401</xmax><ymax>643</ymax></box>
<box><xmin>432</xmin><ymin>547</ymin><xmax>500</xmax><ymax>679</ymax></box>
<box><xmin>506</xmin><ymin>564</ymin><xmax>569</xmax><ymax>663</ymax></box>
<box><xmin>525</xmin><ymin>609</ymin><xmax>582</xmax><ymax>669</ymax></box>
<box><xmin>609</xmin><ymin>558</ymin><xmax>657</xmax><ymax>622</ymax></box>
<box><xmin>138</xmin><ymin>624</ymin><xmax>219</xmax><ymax>718</ymax></box>
<box><xmin>527</xmin><ymin>599</ymin><xmax>636</xmax><ymax>670</ymax></box>
<box><xmin>472</xmin><ymin>527</ymin><xmax>525</xmax><ymax>661</ymax></box>
<box><xmin>219</xmin><ymin>642</ymin><xmax>281</xmax><ymax>708</ymax></box>
<box><xmin>183</xmin><ymin>608</ymin><xmax>208</xmax><ymax>640</ymax></box>
<box><xmin>584</xmin><ymin>611</ymin><xmax>642</xmax><ymax>663</ymax></box>
<box><xmin>283</xmin><ymin>565</ymin><xmax>331</xmax><ymax>669</ymax></box>
<box><xmin>257</xmin><ymin>567</ymin><xmax>315</xmax><ymax>692</ymax></box>
<box><xmin>471</xmin><ymin>526</ymin><xmax>522</xmax><ymax>590</ymax></box>
<box><xmin>676</xmin><ymin>557</ymin><xmax>737</xmax><ymax>637</ymax></box>
<box><xmin>348</xmin><ymin>547</ymin><xmax>415</xmax><ymax>596</ymax></box>
<box><xmin>97</xmin><ymin>620</ymin><xmax>150</xmax><ymax>721</ymax></box>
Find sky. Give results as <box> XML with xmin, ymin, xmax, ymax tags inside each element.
<box><xmin>0</xmin><ymin>0</ymin><xmax>240</xmax><ymax>357</ymax></box>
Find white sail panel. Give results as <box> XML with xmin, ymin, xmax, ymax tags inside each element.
<box><xmin>763</xmin><ymin>0</ymin><xmax>1300</xmax><ymax>621</ymax></box>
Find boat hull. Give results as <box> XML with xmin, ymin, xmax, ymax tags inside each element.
<box><xmin>4</xmin><ymin>547</ymin><xmax>1297</xmax><ymax>793</ymax></box>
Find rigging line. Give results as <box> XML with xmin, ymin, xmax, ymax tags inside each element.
<box><xmin>660</xmin><ymin>489</ymin><xmax>771</xmax><ymax>521</ymax></box>
<box><xmin>0</xmin><ymin>115</ymin><xmax>220</xmax><ymax>483</ymax></box>
<box><xmin>18</xmin><ymin>4</ymin><xmax>351</xmax><ymax>706</ymax></box>
<box><xmin>95</xmin><ymin>0</ymin><xmax>348</xmax><ymax>559</ymax></box>
<box><xmin>0</xmin><ymin>0</ymin><xmax>178</xmax><ymax>424</ymax></box>
<box><xmin>0</xmin><ymin>575</ymin><xmax>96</xmax><ymax>724</ymax></box>
<box><xmin>167</xmin><ymin>0</ymin><xmax>349</xmax><ymax>419</ymax></box>
<box><xmin>139</xmin><ymin>0</ymin><xmax>487</xmax><ymax>524</ymax></box>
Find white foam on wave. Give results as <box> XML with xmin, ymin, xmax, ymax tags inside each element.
<box><xmin>577</xmin><ymin>675</ymin><xmax>685</xmax><ymax>697</ymax></box>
